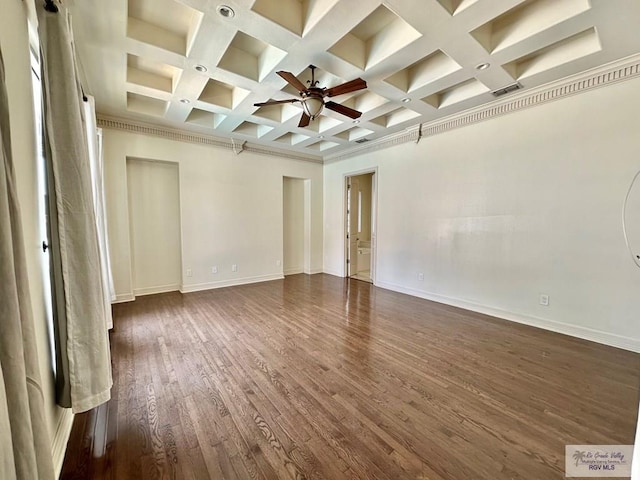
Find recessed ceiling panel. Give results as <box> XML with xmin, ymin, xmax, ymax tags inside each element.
<box><xmin>336</xmin><ymin>127</ymin><xmax>374</xmax><ymax>141</ymax></box>
<box><xmin>339</xmin><ymin>91</ymin><xmax>388</xmax><ymax>114</ymax></box>
<box><xmin>254</xmin><ymin>103</ymin><xmax>301</xmax><ymax>123</ymax></box>
<box><xmin>127</xmin><ymin>0</ymin><xmax>203</xmax><ymax>55</ymax></box>
<box><xmin>218</xmin><ymin>32</ymin><xmax>287</xmax><ymax>82</ymax></box>
<box><xmin>198</xmin><ymin>79</ymin><xmax>250</xmax><ymax>110</ymax></box>
<box><xmin>471</xmin><ymin>0</ymin><xmax>591</xmax><ymax>54</ymax></box>
<box><xmin>308</xmin><ymin>140</ymin><xmax>340</xmax><ymax>151</ymax></box>
<box><xmin>126</xmin><ymin>92</ymin><xmax>168</xmax><ymax>117</ymax></box>
<box><xmin>275</xmin><ymin>132</ymin><xmax>311</xmax><ymax>145</ymax></box>
<box><xmin>385</xmin><ymin>50</ymin><xmax>462</xmax><ymax>93</ymax></box>
<box><xmin>435</xmin><ymin>0</ymin><xmax>479</xmax><ymax>16</ymax></box>
<box><xmin>504</xmin><ymin>27</ymin><xmax>602</xmax><ymax>80</ymax></box>
<box><xmin>234</xmin><ymin>121</ymin><xmax>274</xmax><ymax>138</ymax></box>
<box><xmin>185</xmin><ymin>108</ymin><xmax>226</xmax><ymax>128</ymax></box>
<box><xmin>328</xmin><ymin>5</ymin><xmax>421</xmax><ymax>70</ymax></box>
<box><xmin>126</xmin><ymin>54</ymin><xmax>180</xmax><ymax>93</ymax></box>
<box><xmin>372</xmin><ymin>107</ymin><xmax>420</xmax><ymax>128</ymax></box>
<box><xmin>251</xmin><ymin>0</ymin><xmax>339</xmax><ymax>36</ymax></box>
<box><xmin>422</xmin><ymin>79</ymin><xmax>490</xmax><ymax>109</ymax></box>
<box><xmin>317</xmin><ymin>115</ymin><xmax>342</xmax><ymax>133</ymax></box>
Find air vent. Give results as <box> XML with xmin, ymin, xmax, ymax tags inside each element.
<box><xmin>492</xmin><ymin>82</ymin><xmax>522</xmax><ymax>97</ymax></box>
<box><xmin>355</xmin><ymin>138</ymin><xmax>370</xmax><ymax>144</ymax></box>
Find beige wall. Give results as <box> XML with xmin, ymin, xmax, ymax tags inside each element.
<box><xmin>127</xmin><ymin>158</ymin><xmax>182</xmax><ymax>295</ymax></box>
<box><xmin>102</xmin><ymin>129</ymin><xmax>323</xmax><ymax>299</ymax></box>
<box><xmin>283</xmin><ymin>177</ymin><xmax>305</xmax><ymax>275</ymax></box>
<box><xmin>324</xmin><ymin>76</ymin><xmax>640</xmax><ymax>352</ymax></box>
<box><xmin>0</xmin><ymin>0</ymin><xmax>69</xmax><ymax>473</ymax></box>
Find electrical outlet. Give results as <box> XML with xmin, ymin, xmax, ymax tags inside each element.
<box><xmin>211</xmin><ymin>266</ymin><xmax>217</xmax><ymax>274</ymax></box>
<box><xmin>539</xmin><ymin>294</ymin><xmax>549</xmax><ymax>306</ymax></box>
<box><xmin>232</xmin><ymin>264</ymin><xmax>238</xmax><ymax>272</ymax></box>
<box><xmin>186</xmin><ymin>268</ymin><xmax>192</xmax><ymax>277</ymax></box>
<box><xmin>276</xmin><ymin>260</ymin><xmax>281</xmax><ymax>267</ymax></box>
<box><xmin>418</xmin><ymin>273</ymin><xmax>424</xmax><ymax>281</ymax></box>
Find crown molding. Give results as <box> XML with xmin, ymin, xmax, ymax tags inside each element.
<box><xmin>96</xmin><ymin>115</ymin><xmax>324</xmax><ymax>164</ymax></box>
<box><xmin>325</xmin><ymin>53</ymin><xmax>640</xmax><ymax>163</ymax></box>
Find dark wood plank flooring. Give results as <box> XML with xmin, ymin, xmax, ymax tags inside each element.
<box><xmin>61</xmin><ymin>274</ymin><xmax>640</xmax><ymax>479</ymax></box>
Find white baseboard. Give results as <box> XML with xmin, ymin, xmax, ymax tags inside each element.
<box><xmin>133</xmin><ymin>284</ymin><xmax>180</xmax><ymax>296</ymax></box>
<box><xmin>322</xmin><ymin>268</ymin><xmax>344</xmax><ymax>277</ymax></box>
<box><xmin>180</xmin><ymin>274</ymin><xmax>284</xmax><ymax>293</ymax></box>
<box><xmin>52</xmin><ymin>407</ymin><xmax>74</xmax><ymax>478</ymax></box>
<box><xmin>284</xmin><ymin>267</ymin><xmax>304</xmax><ymax>276</ymax></box>
<box><xmin>376</xmin><ymin>280</ymin><xmax>640</xmax><ymax>353</ymax></box>
<box><xmin>285</xmin><ymin>268</ymin><xmax>324</xmax><ymax>275</ymax></box>
<box><xmin>112</xmin><ymin>293</ymin><xmax>135</xmax><ymax>303</ymax></box>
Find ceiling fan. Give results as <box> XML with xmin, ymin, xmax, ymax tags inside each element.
<box><xmin>254</xmin><ymin>65</ymin><xmax>367</xmax><ymax>128</ymax></box>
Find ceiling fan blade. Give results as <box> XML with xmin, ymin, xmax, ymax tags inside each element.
<box><xmin>325</xmin><ymin>101</ymin><xmax>362</xmax><ymax>119</ymax></box>
<box><xmin>277</xmin><ymin>71</ymin><xmax>307</xmax><ymax>92</ymax></box>
<box><xmin>298</xmin><ymin>112</ymin><xmax>311</xmax><ymax>128</ymax></box>
<box><xmin>324</xmin><ymin>78</ymin><xmax>367</xmax><ymax>97</ymax></box>
<box><xmin>253</xmin><ymin>99</ymin><xmax>300</xmax><ymax>107</ymax></box>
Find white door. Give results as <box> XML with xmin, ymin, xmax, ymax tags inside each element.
<box><xmin>127</xmin><ymin>159</ymin><xmax>181</xmax><ymax>295</ymax></box>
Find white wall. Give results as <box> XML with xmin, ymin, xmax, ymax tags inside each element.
<box><xmin>324</xmin><ymin>77</ymin><xmax>640</xmax><ymax>352</ymax></box>
<box><xmin>103</xmin><ymin>129</ymin><xmax>323</xmax><ymax>299</ymax></box>
<box><xmin>283</xmin><ymin>176</ymin><xmax>305</xmax><ymax>275</ymax></box>
<box><xmin>0</xmin><ymin>0</ymin><xmax>69</xmax><ymax>471</ymax></box>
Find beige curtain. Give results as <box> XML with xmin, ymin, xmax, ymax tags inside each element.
<box><xmin>0</xmin><ymin>49</ymin><xmax>55</xmax><ymax>480</ymax></box>
<box><xmin>84</xmin><ymin>96</ymin><xmax>115</xmax><ymax>329</ymax></box>
<box><xmin>38</xmin><ymin>5</ymin><xmax>112</xmax><ymax>412</ymax></box>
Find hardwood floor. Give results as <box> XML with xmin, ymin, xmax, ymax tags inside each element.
<box><xmin>60</xmin><ymin>274</ymin><xmax>640</xmax><ymax>479</ymax></box>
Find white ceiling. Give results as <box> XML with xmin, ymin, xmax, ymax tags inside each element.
<box><xmin>68</xmin><ymin>0</ymin><xmax>640</xmax><ymax>161</ymax></box>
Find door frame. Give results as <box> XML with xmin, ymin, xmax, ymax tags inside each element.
<box><xmin>343</xmin><ymin>167</ymin><xmax>378</xmax><ymax>284</ymax></box>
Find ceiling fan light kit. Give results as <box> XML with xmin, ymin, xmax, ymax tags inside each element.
<box><xmin>254</xmin><ymin>65</ymin><xmax>367</xmax><ymax>128</ymax></box>
<box><xmin>302</xmin><ymin>96</ymin><xmax>324</xmax><ymax>119</ymax></box>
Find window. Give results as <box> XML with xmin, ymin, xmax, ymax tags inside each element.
<box><xmin>30</xmin><ymin>47</ymin><xmax>56</xmax><ymax>373</ymax></box>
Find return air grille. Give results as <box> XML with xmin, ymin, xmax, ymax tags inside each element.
<box><xmin>492</xmin><ymin>82</ymin><xmax>522</xmax><ymax>97</ymax></box>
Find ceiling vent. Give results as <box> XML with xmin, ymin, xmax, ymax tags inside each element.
<box><xmin>355</xmin><ymin>138</ymin><xmax>370</xmax><ymax>144</ymax></box>
<box><xmin>492</xmin><ymin>82</ymin><xmax>522</xmax><ymax>97</ymax></box>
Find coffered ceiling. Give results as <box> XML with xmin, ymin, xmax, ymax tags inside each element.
<box><xmin>68</xmin><ymin>0</ymin><xmax>640</xmax><ymax>161</ymax></box>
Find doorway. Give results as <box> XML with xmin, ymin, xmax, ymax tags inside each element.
<box><xmin>345</xmin><ymin>171</ymin><xmax>375</xmax><ymax>283</ymax></box>
<box><xmin>127</xmin><ymin>158</ymin><xmax>181</xmax><ymax>296</ymax></box>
